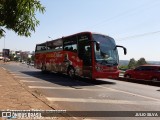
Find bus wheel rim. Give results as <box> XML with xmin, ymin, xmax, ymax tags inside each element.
<box><xmin>69</xmin><ymin>69</ymin><xmax>74</xmax><ymax>77</ymax></box>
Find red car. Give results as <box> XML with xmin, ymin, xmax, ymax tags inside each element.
<box><xmin>124</xmin><ymin>65</ymin><xmax>160</xmax><ymax>81</ymax></box>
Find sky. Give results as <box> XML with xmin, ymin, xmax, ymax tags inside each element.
<box><xmin>0</xmin><ymin>0</ymin><xmax>160</xmax><ymax>61</ymax></box>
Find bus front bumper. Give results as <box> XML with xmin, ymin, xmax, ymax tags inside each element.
<box><xmin>92</xmin><ymin>71</ymin><xmax>119</xmax><ymax>79</ymax></box>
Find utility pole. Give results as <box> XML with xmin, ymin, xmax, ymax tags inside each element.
<box><xmin>3</xmin><ymin>36</ymin><xmax>5</xmax><ymax>62</ymax></box>
<box><xmin>48</xmin><ymin>36</ymin><xmax>53</xmax><ymax>39</ymax></box>
<box><xmin>4</xmin><ymin>35</ymin><xmax>5</xmax><ymax>49</ymax></box>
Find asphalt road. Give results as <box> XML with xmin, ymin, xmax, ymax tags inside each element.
<box><xmin>1</xmin><ymin>62</ymin><xmax>160</xmax><ymax>120</ymax></box>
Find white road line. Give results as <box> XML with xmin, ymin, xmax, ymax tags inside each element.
<box><xmin>10</xmin><ymin>73</ymin><xmax>22</xmax><ymax>75</ymax></box>
<box><xmin>20</xmin><ymin>80</ymin><xmax>46</xmax><ymax>83</ymax></box>
<box><xmin>28</xmin><ymin>86</ymin><xmax>104</xmax><ymax>91</ymax></box>
<box><xmin>46</xmin><ymin>97</ymin><xmax>160</xmax><ymax>105</ymax></box>
<box><xmin>9</xmin><ymin>72</ymin><xmax>20</xmax><ymax>74</ymax></box>
<box><xmin>10</xmin><ymin>73</ymin><xmax>44</xmax><ymax>77</ymax></box>
<box><xmin>96</xmin><ymin>85</ymin><xmax>160</xmax><ymax>101</ymax></box>
<box><xmin>83</xmin><ymin>119</ymin><xmax>97</xmax><ymax>120</ymax></box>
<box><xmin>14</xmin><ymin>76</ymin><xmax>33</xmax><ymax>78</ymax></box>
<box><xmin>28</xmin><ymin>86</ymin><xmax>76</xmax><ymax>89</ymax></box>
<box><xmin>1</xmin><ymin>67</ymin><xmax>6</xmax><ymax>70</ymax></box>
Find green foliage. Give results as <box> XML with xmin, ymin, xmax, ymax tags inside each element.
<box><xmin>9</xmin><ymin>54</ymin><xmax>15</xmax><ymax>61</ymax></box>
<box><xmin>128</xmin><ymin>58</ymin><xmax>136</xmax><ymax>69</ymax></box>
<box><xmin>136</xmin><ymin>57</ymin><xmax>147</xmax><ymax>67</ymax></box>
<box><xmin>14</xmin><ymin>57</ymin><xmax>19</xmax><ymax>61</ymax></box>
<box><xmin>27</xmin><ymin>58</ymin><xmax>31</xmax><ymax>62</ymax></box>
<box><xmin>118</xmin><ymin>65</ymin><xmax>128</xmax><ymax>71</ymax></box>
<box><xmin>127</xmin><ymin>57</ymin><xmax>147</xmax><ymax>69</ymax></box>
<box><xmin>31</xmin><ymin>54</ymin><xmax>35</xmax><ymax>61</ymax></box>
<box><xmin>0</xmin><ymin>0</ymin><xmax>45</xmax><ymax>37</ymax></box>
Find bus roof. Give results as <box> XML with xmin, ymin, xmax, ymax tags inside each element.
<box><xmin>36</xmin><ymin>38</ymin><xmax>63</xmax><ymax>47</ymax></box>
<box><xmin>62</xmin><ymin>31</ymin><xmax>111</xmax><ymax>38</ymax></box>
<box><xmin>36</xmin><ymin>31</ymin><xmax>112</xmax><ymax>46</ymax></box>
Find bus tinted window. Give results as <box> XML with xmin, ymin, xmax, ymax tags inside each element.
<box><xmin>63</xmin><ymin>36</ymin><xmax>77</xmax><ymax>53</ymax></box>
<box><xmin>36</xmin><ymin>45</ymin><xmax>46</xmax><ymax>51</ymax></box>
<box><xmin>78</xmin><ymin>33</ymin><xmax>91</xmax><ymax>42</ymax></box>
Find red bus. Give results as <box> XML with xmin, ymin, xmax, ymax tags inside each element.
<box><xmin>34</xmin><ymin>32</ymin><xmax>127</xmax><ymax>79</ymax></box>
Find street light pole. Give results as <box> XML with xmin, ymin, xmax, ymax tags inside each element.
<box><xmin>48</xmin><ymin>36</ymin><xmax>53</xmax><ymax>39</ymax></box>
<box><xmin>3</xmin><ymin>36</ymin><xmax>5</xmax><ymax>62</ymax></box>
<box><xmin>4</xmin><ymin>35</ymin><xmax>5</xmax><ymax>48</ymax></box>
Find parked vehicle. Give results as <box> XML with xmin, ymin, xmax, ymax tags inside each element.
<box><xmin>124</xmin><ymin>65</ymin><xmax>160</xmax><ymax>81</ymax></box>
<box><xmin>30</xmin><ymin>62</ymin><xmax>34</xmax><ymax>66</ymax></box>
<box><xmin>22</xmin><ymin>61</ymin><xmax>25</xmax><ymax>64</ymax></box>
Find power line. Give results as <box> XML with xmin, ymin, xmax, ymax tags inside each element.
<box><xmin>116</xmin><ymin>30</ymin><xmax>160</xmax><ymax>41</ymax></box>
<box><xmin>80</xmin><ymin>0</ymin><xmax>160</xmax><ymax>31</ymax></box>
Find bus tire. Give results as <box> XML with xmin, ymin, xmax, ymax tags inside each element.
<box><xmin>151</xmin><ymin>77</ymin><xmax>158</xmax><ymax>81</ymax></box>
<box><xmin>41</xmin><ymin>64</ymin><xmax>47</xmax><ymax>73</ymax></box>
<box><xmin>67</xmin><ymin>66</ymin><xmax>75</xmax><ymax>79</ymax></box>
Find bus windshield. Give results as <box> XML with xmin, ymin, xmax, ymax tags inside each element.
<box><xmin>92</xmin><ymin>34</ymin><xmax>119</xmax><ymax>66</ymax></box>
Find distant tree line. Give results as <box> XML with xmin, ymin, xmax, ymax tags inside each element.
<box><xmin>9</xmin><ymin>53</ymin><xmax>35</xmax><ymax>62</ymax></box>
<box><xmin>119</xmin><ymin>57</ymin><xmax>147</xmax><ymax>70</ymax></box>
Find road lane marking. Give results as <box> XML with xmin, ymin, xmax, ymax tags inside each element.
<box><xmin>14</xmin><ymin>76</ymin><xmax>34</xmax><ymax>78</ymax></box>
<box><xmin>20</xmin><ymin>80</ymin><xmax>46</xmax><ymax>83</ymax></box>
<box><xmin>28</xmin><ymin>86</ymin><xmax>104</xmax><ymax>91</ymax></box>
<box><xmin>46</xmin><ymin>97</ymin><xmax>160</xmax><ymax>105</ymax></box>
<box><xmin>10</xmin><ymin>73</ymin><xmax>46</xmax><ymax>78</ymax></box>
<box><xmin>83</xmin><ymin>119</ymin><xmax>97</xmax><ymax>120</ymax></box>
<box><xmin>9</xmin><ymin>72</ymin><xmax>20</xmax><ymax>74</ymax></box>
<box><xmin>96</xmin><ymin>85</ymin><xmax>160</xmax><ymax>102</ymax></box>
<box><xmin>1</xmin><ymin>67</ymin><xmax>6</xmax><ymax>70</ymax></box>
<box><xmin>10</xmin><ymin>73</ymin><xmax>23</xmax><ymax>76</ymax></box>
<box><xmin>29</xmin><ymin>86</ymin><xmax>74</xmax><ymax>89</ymax></box>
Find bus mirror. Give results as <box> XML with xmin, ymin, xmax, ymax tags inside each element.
<box><xmin>96</xmin><ymin>42</ymin><xmax>100</xmax><ymax>51</ymax></box>
<box><xmin>124</xmin><ymin>48</ymin><xmax>127</xmax><ymax>55</ymax></box>
<box><xmin>115</xmin><ymin>45</ymin><xmax>127</xmax><ymax>55</ymax></box>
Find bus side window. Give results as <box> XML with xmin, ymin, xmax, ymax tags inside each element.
<box><xmin>64</xmin><ymin>44</ymin><xmax>77</xmax><ymax>53</ymax></box>
<box><xmin>64</xmin><ymin>47</ymin><xmax>68</xmax><ymax>51</ymax></box>
<box><xmin>41</xmin><ymin>47</ymin><xmax>46</xmax><ymax>51</ymax></box>
<box><xmin>69</xmin><ymin>47</ymin><xmax>73</xmax><ymax>51</ymax></box>
<box><xmin>73</xmin><ymin>49</ymin><xmax>77</xmax><ymax>53</ymax></box>
<box><xmin>36</xmin><ymin>45</ymin><xmax>46</xmax><ymax>51</ymax></box>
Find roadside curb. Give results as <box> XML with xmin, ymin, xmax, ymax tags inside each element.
<box><xmin>0</xmin><ymin>66</ymin><xmax>70</xmax><ymax>120</ymax></box>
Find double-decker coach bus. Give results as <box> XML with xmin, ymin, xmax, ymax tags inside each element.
<box><xmin>35</xmin><ymin>32</ymin><xmax>127</xmax><ymax>79</ymax></box>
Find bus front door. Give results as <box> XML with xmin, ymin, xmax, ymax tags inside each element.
<box><xmin>78</xmin><ymin>42</ymin><xmax>92</xmax><ymax>78</ymax></box>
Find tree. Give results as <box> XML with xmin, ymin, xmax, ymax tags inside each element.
<box><xmin>118</xmin><ymin>65</ymin><xmax>128</xmax><ymax>71</ymax></box>
<box><xmin>136</xmin><ymin>57</ymin><xmax>147</xmax><ymax>67</ymax></box>
<box><xmin>14</xmin><ymin>56</ymin><xmax>19</xmax><ymax>61</ymax></box>
<box><xmin>128</xmin><ymin>58</ymin><xmax>136</xmax><ymax>69</ymax></box>
<box><xmin>9</xmin><ymin>53</ymin><xmax>15</xmax><ymax>61</ymax></box>
<box><xmin>0</xmin><ymin>0</ymin><xmax>45</xmax><ymax>38</ymax></box>
<box><xmin>31</xmin><ymin>54</ymin><xmax>35</xmax><ymax>61</ymax></box>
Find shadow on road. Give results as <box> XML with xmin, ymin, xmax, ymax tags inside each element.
<box><xmin>20</xmin><ymin>71</ymin><xmax>116</xmax><ymax>87</ymax></box>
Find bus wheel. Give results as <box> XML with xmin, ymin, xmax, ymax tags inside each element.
<box><xmin>67</xmin><ymin>67</ymin><xmax>75</xmax><ymax>79</ymax></box>
<box><xmin>41</xmin><ymin>65</ymin><xmax>47</xmax><ymax>73</ymax></box>
<box><xmin>152</xmin><ymin>77</ymin><xmax>158</xmax><ymax>81</ymax></box>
